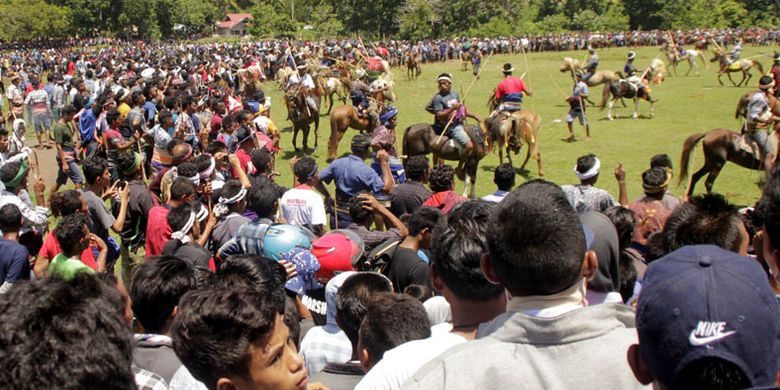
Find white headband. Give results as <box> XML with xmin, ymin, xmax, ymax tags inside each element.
<box><xmin>199</xmin><ymin>157</ymin><xmax>216</xmax><ymax>181</ymax></box>
<box><xmin>437</xmin><ymin>75</ymin><xmax>452</xmax><ymax>83</ymax></box>
<box><xmin>214</xmin><ymin>187</ymin><xmax>247</xmax><ymax>218</ymax></box>
<box><xmin>170</xmin><ymin>211</ymin><xmax>196</xmax><ymax>244</ymax></box>
<box><xmin>575</xmin><ymin>157</ymin><xmax>601</xmax><ymax>181</ymax></box>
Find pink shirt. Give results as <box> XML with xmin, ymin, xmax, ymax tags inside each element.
<box><xmin>495</xmin><ymin>77</ymin><xmax>528</xmax><ymax>100</ymax></box>
<box><xmin>145</xmin><ymin>206</ymin><xmax>172</xmax><ymax>257</ymax></box>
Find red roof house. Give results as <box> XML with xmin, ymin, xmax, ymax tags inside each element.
<box><xmin>216</xmin><ymin>14</ymin><xmax>253</xmax><ymax>36</ymax></box>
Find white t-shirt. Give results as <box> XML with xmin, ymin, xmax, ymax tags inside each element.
<box><xmin>355</xmin><ymin>331</ymin><xmax>466</xmax><ymax>390</ymax></box>
<box><xmin>281</xmin><ymin>186</ymin><xmax>326</xmax><ymax>227</ymax></box>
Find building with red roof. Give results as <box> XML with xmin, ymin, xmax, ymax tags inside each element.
<box><xmin>216</xmin><ymin>13</ymin><xmax>253</xmax><ymax>37</ymax></box>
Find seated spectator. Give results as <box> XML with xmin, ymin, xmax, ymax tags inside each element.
<box><xmin>561</xmin><ymin>154</ymin><xmax>617</xmax><ymax>213</ymax></box>
<box><xmin>0</xmin><ymin>274</ymin><xmax>136</xmax><ymax>388</ymax></box>
<box><xmin>422</xmin><ymin>165</ymin><xmax>466</xmax><ymax>214</ymax></box>
<box><xmin>171</xmin><ymin>287</ymin><xmax>318</xmax><ymax>390</ymax></box>
<box><xmin>626</xmin><ymin>167</ymin><xmax>672</xmax><ymax>249</ymax></box>
<box><xmin>404</xmin><ymin>180</ymin><xmax>645</xmax><ymax>389</ymax></box>
<box><xmin>310</xmin><ymin>272</ymin><xmax>393</xmax><ymax>389</ymax></box>
<box><xmin>0</xmin><ymin>204</ymin><xmax>29</xmax><ymax>293</ymax></box>
<box><xmin>481</xmin><ymin>163</ymin><xmax>514</xmax><ymax>203</ymax></box>
<box><xmin>162</xmin><ymin>202</ymin><xmax>215</xmax><ymax>268</ymax></box>
<box><xmin>346</xmin><ymin>193</ymin><xmax>408</xmax><ymax>254</ymax></box>
<box><xmin>358</xmin><ymin>200</ymin><xmax>505</xmax><ymax>390</ymax></box>
<box><xmin>661</xmin><ymin>193</ymin><xmax>749</xmax><ymax>256</ymax></box>
<box><xmin>49</xmin><ymin>213</ymin><xmax>108</xmax><ymax>280</ymax></box>
<box><xmin>629</xmin><ymin>245</ymin><xmax>780</xmax><ymax>389</ymax></box>
<box><xmin>358</xmin><ymin>293</ymin><xmax>431</xmax><ymax>372</ymax></box>
<box><xmin>387</xmin><ymin>206</ymin><xmax>443</xmax><ymax>293</ymax></box>
<box><xmin>130</xmin><ymin>255</ymin><xmax>208</xmax><ymax>388</ymax></box>
<box><xmin>390</xmin><ymin>155</ymin><xmax>431</xmax><ymax>217</ymax></box>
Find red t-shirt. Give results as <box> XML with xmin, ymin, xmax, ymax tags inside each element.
<box><xmin>39</xmin><ymin>230</ymin><xmax>98</xmax><ymax>270</ymax></box>
<box><xmin>145</xmin><ymin>206</ymin><xmax>172</xmax><ymax>257</ymax></box>
<box><xmin>233</xmin><ymin>148</ymin><xmax>253</xmax><ymax>178</ymax></box>
<box><xmin>422</xmin><ymin>191</ymin><xmax>467</xmax><ymax>214</ymax></box>
<box><xmin>495</xmin><ymin>77</ymin><xmax>528</xmax><ymax>100</ymax></box>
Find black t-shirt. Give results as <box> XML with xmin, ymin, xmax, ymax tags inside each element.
<box><xmin>301</xmin><ymin>286</ymin><xmax>327</xmax><ymax>326</ymax></box>
<box><xmin>387</xmin><ymin>247</ymin><xmax>430</xmax><ymax>293</ymax></box>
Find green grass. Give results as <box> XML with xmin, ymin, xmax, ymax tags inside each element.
<box><xmin>264</xmin><ymin>45</ymin><xmax>780</xmax><ymax>206</ymax></box>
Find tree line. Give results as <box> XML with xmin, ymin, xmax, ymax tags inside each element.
<box><xmin>0</xmin><ymin>0</ymin><xmax>777</xmax><ymax>42</ymax></box>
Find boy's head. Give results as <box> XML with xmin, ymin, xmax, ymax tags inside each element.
<box><xmin>293</xmin><ymin>156</ymin><xmax>318</xmax><ymax>184</ymax></box>
<box><xmin>485</xmin><ymin>180</ymin><xmax>597</xmax><ymax>297</ymax></box>
<box><xmin>404</xmin><ymin>155</ymin><xmax>429</xmax><ymax>182</ymax></box>
<box><xmin>169</xmin><ymin>177</ymin><xmax>196</xmax><ymax>204</ymax></box>
<box><xmin>171</xmin><ymin>288</ymin><xmax>306</xmax><ymax>390</ymax></box>
<box><xmin>574</xmin><ymin>154</ymin><xmax>600</xmax><ymax>183</ymax></box>
<box><xmin>0</xmin><ymin>204</ymin><xmax>22</xmax><ymax>233</ymax></box>
<box><xmin>662</xmin><ymin>193</ymin><xmax>748</xmax><ymax>256</ymax></box>
<box><xmin>55</xmin><ymin>213</ymin><xmax>91</xmax><ymax>257</ymax></box>
<box><xmin>0</xmin><ymin>160</ymin><xmax>29</xmax><ymax>191</ymax></box>
<box><xmin>428</xmin><ymin>165</ymin><xmax>455</xmax><ymax>193</ymax></box>
<box><xmin>130</xmin><ymin>255</ymin><xmax>208</xmax><ymax>335</ymax></box>
<box><xmin>251</xmin><ymin>148</ymin><xmax>273</xmax><ymax>175</ymax></box>
<box><xmin>247</xmin><ymin>183</ymin><xmax>279</xmax><ymax>219</ymax></box>
<box><xmin>493</xmin><ymin>163</ymin><xmax>516</xmax><ymax>191</ymax></box>
<box><xmin>335</xmin><ymin>272</ymin><xmax>393</xmax><ymax>350</ymax></box>
<box><xmin>358</xmin><ymin>292</ymin><xmax>431</xmax><ymax>371</ymax></box>
<box><xmin>407</xmin><ymin>206</ymin><xmax>444</xmax><ymax>249</ymax></box>
<box><xmin>83</xmin><ymin>156</ymin><xmax>110</xmax><ymax>187</ymax></box>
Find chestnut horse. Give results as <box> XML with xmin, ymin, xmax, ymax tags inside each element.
<box><xmin>486</xmin><ymin>92</ymin><xmax>543</xmax><ymax>176</ymax></box>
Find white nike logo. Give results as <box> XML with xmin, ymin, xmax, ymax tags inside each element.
<box><xmin>688</xmin><ymin>329</ymin><xmax>736</xmax><ymax>346</ymax></box>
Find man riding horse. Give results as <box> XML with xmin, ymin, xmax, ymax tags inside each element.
<box><xmin>350</xmin><ymin>68</ymin><xmax>373</xmax><ymax>122</ymax></box>
<box><xmin>623</xmin><ymin>51</ymin><xmax>645</xmax><ymax>96</ymax></box>
<box><xmin>746</xmin><ymin>76</ymin><xmax>780</xmax><ymax>174</ymax></box>
<box><xmin>287</xmin><ymin>62</ymin><xmax>319</xmax><ymax>115</ymax></box>
<box><xmin>427</xmin><ymin>73</ymin><xmax>481</xmax><ymax>180</ymax></box>
<box><xmin>582</xmin><ymin>46</ymin><xmax>599</xmax><ymax>83</ymax></box>
<box><xmin>493</xmin><ymin>63</ymin><xmax>533</xmax><ymax>118</ymax></box>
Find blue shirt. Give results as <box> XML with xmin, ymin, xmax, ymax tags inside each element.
<box><xmin>79</xmin><ymin>108</ymin><xmax>97</xmax><ymax>143</ymax></box>
<box><xmin>481</xmin><ymin>190</ymin><xmax>509</xmax><ymax>203</ymax></box>
<box><xmin>319</xmin><ymin>155</ymin><xmax>384</xmax><ymax>199</ymax></box>
<box><xmin>0</xmin><ymin>239</ymin><xmax>29</xmax><ymax>289</ymax></box>
<box><xmin>217</xmin><ymin>218</ymin><xmax>273</xmax><ymax>258</ymax></box>
<box><xmin>143</xmin><ymin>101</ymin><xmax>157</xmax><ymax>126</ymax></box>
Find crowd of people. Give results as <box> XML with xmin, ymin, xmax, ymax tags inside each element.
<box><xmin>0</xmin><ymin>28</ymin><xmax>777</xmax><ymax>390</ymax></box>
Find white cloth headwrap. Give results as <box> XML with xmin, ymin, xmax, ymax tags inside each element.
<box><xmin>170</xmin><ymin>211</ymin><xmax>196</xmax><ymax>244</ymax></box>
<box><xmin>214</xmin><ymin>187</ymin><xmax>247</xmax><ymax>218</ymax></box>
<box><xmin>199</xmin><ymin>157</ymin><xmax>216</xmax><ymax>181</ymax></box>
<box><xmin>575</xmin><ymin>157</ymin><xmax>601</xmax><ymax>181</ymax></box>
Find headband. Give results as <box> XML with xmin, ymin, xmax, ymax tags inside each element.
<box><xmin>760</xmin><ymin>79</ymin><xmax>776</xmax><ymax>90</ymax></box>
<box><xmin>437</xmin><ymin>75</ymin><xmax>452</xmax><ymax>83</ymax></box>
<box><xmin>173</xmin><ymin>144</ymin><xmax>193</xmax><ymax>165</ymax></box>
<box><xmin>123</xmin><ymin>152</ymin><xmax>143</xmax><ymax>175</ymax></box>
<box><xmin>3</xmin><ymin>158</ymin><xmax>28</xmax><ymax>188</ymax></box>
<box><xmin>198</xmin><ymin>156</ymin><xmax>216</xmax><ymax>180</ymax></box>
<box><xmin>643</xmin><ymin>172</ymin><xmax>672</xmax><ymax>195</ymax></box>
<box><xmin>575</xmin><ymin>157</ymin><xmax>601</xmax><ymax>181</ymax></box>
<box><xmin>214</xmin><ymin>187</ymin><xmax>248</xmax><ymax>217</ymax></box>
<box><xmin>170</xmin><ymin>211</ymin><xmax>196</xmax><ymax>244</ymax></box>
<box><xmin>238</xmin><ymin>132</ymin><xmax>255</xmax><ymax>146</ymax></box>
<box><xmin>184</xmin><ymin>171</ymin><xmax>201</xmax><ymax>187</ymax></box>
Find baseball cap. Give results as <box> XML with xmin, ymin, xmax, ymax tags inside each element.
<box><xmin>282</xmin><ymin>247</ymin><xmax>322</xmax><ymax>295</ymax></box>
<box><xmin>311</xmin><ymin>230</ymin><xmax>365</xmax><ymax>282</ymax></box>
<box><xmin>637</xmin><ymin>245</ymin><xmax>780</xmax><ymax>389</ymax></box>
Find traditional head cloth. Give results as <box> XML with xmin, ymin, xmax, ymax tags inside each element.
<box><xmin>436</xmin><ymin>73</ymin><xmax>453</xmax><ymax>83</ymax></box>
<box><xmin>170</xmin><ymin>211</ymin><xmax>196</xmax><ymax>244</ymax></box>
<box><xmin>2</xmin><ymin>158</ymin><xmax>29</xmax><ymax>188</ymax></box>
<box><xmin>575</xmin><ymin>157</ymin><xmax>601</xmax><ymax>181</ymax></box>
<box><xmin>122</xmin><ymin>152</ymin><xmax>143</xmax><ymax>176</ymax></box>
<box><xmin>759</xmin><ymin>75</ymin><xmax>775</xmax><ymax>90</ymax></box>
<box><xmin>198</xmin><ymin>156</ymin><xmax>216</xmax><ymax>181</ymax></box>
<box><xmin>213</xmin><ymin>186</ymin><xmax>248</xmax><ymax>218</ymax></box>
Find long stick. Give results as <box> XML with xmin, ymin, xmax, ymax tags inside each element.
<box><xmin>520</xmin><ymin>42</ymin><xmax>535</xmax><ymax>111</ymax></box>
<box><xmin>137</xmin><ymin>139</ymin><xmax>147</xmax><ymax>182</ymax></box>
<box><xmin>435</xmin><ymin>54</ymin><xmax>492</xmax><ymax>144</ymax></box>
<box><xmin>544</xmin><ymin>72</ymin><xmax>569</xmax><ymax>100</ymax></box>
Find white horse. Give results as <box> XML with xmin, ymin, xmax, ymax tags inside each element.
<box><xmin>665</xmin><ymin>48</ymin><xmax>707</xmax><ymax>76</ymax></box>
<box><xmin>275</xmin><ymin>66</ymin><xmax>296</xmax><ymax>91</ymax></box>
<box><xmin>369</xmin><ymin>74</ymin><xmax>396</xmax><ymax>102</ymax></box>
<box><xmin>318</xmin><ymin>76</ymin><xmax>347</xmax><ymax>115</ymax></box>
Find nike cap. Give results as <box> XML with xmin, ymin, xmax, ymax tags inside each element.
<box><xmin>636</xmin><ymin>245</ymin><xmax>780</xmax><ymax>389</ymax></box>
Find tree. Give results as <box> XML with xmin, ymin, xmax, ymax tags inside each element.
<box><xmin>310</xmin><ymin>2</ymin><xmax>343</xmax><ymax>38</ymax></box>
<box><xmin>0</xmin><ymin>0</ymin><xmax>72</xmax><ymax>41</ymax></box>
<box><xmin>535</xmin><ymin>13</ymin><xmax>569</xmax><ymax>34</ymax></box>
<box><xmin>247</xmin><ymin>2</ymin><xmax>296</xmax><ymax>38</ymax></box>
<box><xmin>398</xmin><ymin>0</ymin><xmax>438</xmax><ymax>40</ymax></box>
<box><xmin>170</xmin><ymin>0</ymin><xmax>220</xmax><ymax>36</ymax></box>
<box><xmin>119</xmin><ymin>0</ymin><xmax>161</xmax><ymax>40</ymax></box>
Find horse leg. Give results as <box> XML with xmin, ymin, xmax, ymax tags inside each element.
<box><xmin>633</xmin><ymin>98</ymin><xmax>639</xmax><ymax>119</ymax></box>
<box><xmin>534</xmin><ymin>145</ymin><xmax>544</xmax><ymax>177</ymax></box>
<box><xmin>313</xmin><ymin>114</ymin><xmax>320</xmax><ymax>150</ymax></box>
<box><xmin>649</xmin><ymin>99</ymin><xmax>655</xmax><ymax>119</ymax></box>
<box><xmin>685</xmin><ymin>59</ymin><xmax>693</xmax><ymax>76</ymax></box>
<box><xmin>727</xmin><ymin>72</ymin><xmax>737</xmax><ymax>87</ymax></box>
<box><xmin>302</xmin><ymin>124</ymin><xmax>310</xmax><ymax>151</ymax></box>
<box><xmin>717</xmin><ymin>72</ymin><xmax>724</xmax><ymax>86</ymax></box>
<box><xmin>687</xmin><ymin>163</ymin><xmax>710</xmax><ymax>197</ymax></box>
<box><xmin>608</xmin><ymin>99</ymin><xmax>615</xmax><ymax>120</ymax></box>
<box><xmin>704</xmin><ymin>161</ymin><xmax>725</xmax><ymax>193</ymax></box>
<box><xmin>293</xmin><ymin>126</ymin><xmax>299</xmax><ymax>152</ymax></box>
<box><xmin>520</xmin><ymin>145</ymin><xmax>531</xmax><ymax>171</ymax></box>
<box><xmin>741</xmin><ymin>71</ymin><xmax>751</xmax><ymax>88</ymax></box>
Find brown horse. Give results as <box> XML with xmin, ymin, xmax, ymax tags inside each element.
<box><xmin>559</xmin><ymin>58</ymin><xmax>621</xmax><ymax>87</ymax></box>
<box><xmin>486</xmin><ymin>93</ymin><xmax>543</xmax><ymax>176</ymax></box>
<box><xmin>326</xmin><ymin>88</ymin><xmax>389</xmax><ymax>162</ymax></box>
<box><xmin>402</xmin><ymin>123</ymin><xmax>487</xmax><ymax>198</ymax></box>
<box><xmin>285</xmin><ymin>90</ymin><xmax>320</xmax><ymax>151</ymax></box>
<box><xmin>406</xmin><ymin>54</ymin><xmax>421</xmax><ymax>80</ymax></box>
<box><xmin>460</xmin><ymin>51</ymin><xmax>473</xmax><ymax>71</ymax></box>
<box><xmin>710</xmin><ymin>49</ymin><xmax>764</xmax><ymax>87</ymax></box>
<box><xmin>679</xmin><ymin>94</ymin><xmax>780</xmax><ymax>196</ymax></box>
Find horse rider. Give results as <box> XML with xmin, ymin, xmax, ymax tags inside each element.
<box><xmin>730</xmin><ymin>39</ymin><xmax>743</xmax><ymax>63</ymax></box>
<box><xmin>426</xmin><ymin>73</ymin><xmax>480</xmax><ymax>180</ymax></box>
<box><xmin>350</xmin><ymin>68</ymin><xmax>373</xmax><ymax>121</ymax></box>
<box><xmin>582</xmin><ymin>46</ymin><xmax>599</xmax><ymax>83</ymax></box>
<box><xmin>770</xmin><ymin>52</ymin><xmax>780</xmax><ymax>98</ymax></box>
<box><xmin>287</xmin><ymin>63</ymin><xmax>318</xmax><ymax>113</ymax></box>
<box><xmin>493</xmin><ymin>62</ymin><xmax>532</xmax><ymax>117</ymax></box>
<box><xmin>623</xmin><ymin>51</ymin><xmax>644</xmax><ymax>94</ymax></box>
<box><xmin>746</xmin><ymin>76</ymin><xmax>780</xmax><ymax>173</ymax></box>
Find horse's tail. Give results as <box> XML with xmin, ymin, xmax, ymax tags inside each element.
<box><xmin>753</xmin><ymin>60</ymin><xmax>764</xmax><ymax>75</ymax></box>
<box><xmin>599</xmin><ymin>84</ymin><xmax>611</xmax><ymax>110</ymax></box>
<box><xmin>679</xmin><ymin>132</ymin><xmax>706</xmax><ymax>185</ymax></box>
<box><xmin>735</xmin><ymin>93</ymin><xmax>750</xmax><ymax>119</ymax></box>
<box><xmin>401</xmin><ymin>125</ymin><xmax>412</xmax><ymax>157</ymax></box>
<box><xmin>698</xmin><ymin>51</ymin><xmax>707</xmax><ymax>67</ymax></box>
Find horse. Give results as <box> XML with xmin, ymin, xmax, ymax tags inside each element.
<box><xmin>646</xmin><ymin>58</ymin><xmax>667</xmax><ymax>86</ymax></box>
<box><xmin>559</xmin><ymin>57</ymin><xmax>621</xmax><ymax>87</ymax></box>
<box><xmin>285</xmin><ymin>89</ymin><xmax>320</xmax><ymax>152</ymax></box>
<box><xmin>402</xmin><ymin>123</ymin><xmax>488</xmax><ymax>198</ymax></box>
<box><xmin>276</xmin><ymin>66</ymin><xmax>296</xmax><ymax>91</ymax></box>
<box><xmin>679</xmin><ymin>94</ymin><xmax>780</xmax><ymax>196</ymax></box>
<box><xmin>406</xmin><ymin>54</ymin><xmax>421</xmax><ymax>80</ymax></box>
<box><xmin>317</xmin><ymin>75</ymin><xmax>347</xmax><ymax>115</ymax></box>
<box><xmin>710</xmin><ymin>49</ymin><xmax>764</xmax><ymax>87</ymax></box>
<box><xmin>486</xmin><ymin>93</ymin><xmax>543</xmax><ymax>176</ymax></box>
<box><xmin>326</xmin><ymin>88</ymin><xmax>389</xmax><ymax>162</ymax></box>
<box><xmin>236</xmin><ymin>64</ymin><xmax>266</xmax><ymax>95</ymax></box>
<box><xmin>460</xmin><ymin>51</ymin><xmax>473</xmax><ymax>71</ymax></box>
<box><xmin>599</xmin><ymin>77</ymin><xmax>656</xmax><ymax>120</ymax></box>
<box><xmin>663</xmin><ymin>47</ymin><xmax>706</xmax><ymax>76</ymax></box>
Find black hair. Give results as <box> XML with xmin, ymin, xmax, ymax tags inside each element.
<box><xmin>106</xmin><ymin>109</ymin><xmax>120</xmax><ymax>125</ymax></box>
<box><xmin>487</xmin><ymin>180</ymin><xmax>585</xmax><ymax>296</ymax></box>
<box><xmin>759</xmin><ymin>177</ymin><xmax>780</xmax><ymax>251</ymax></box>
<box><xmin>182</xmin><ymin>95</ymin><xmax>194</xmax><ymax>109</ymax></box>
<box><xmin>171</xmin><ymin>288</ymin><xmax>284</xmax><ymax>390</ymax></box>
<box><xmin>428</xmin><ymin>165</ymin><xmax>454</xmax><ymax>192</ymax></box>
<box><xmin>0</xmin><ymin>129</ymin><xmax>7</xmax><ymax>138</ymax></box>
<box><xmin>49</xmin><ymin>190</ymin><xmax>83</xmax><ymax>217</ymax></box>
<box><xmin>576</xmin><ymin>154</ymin><xmax>597</xmax><ymax>174</ymax></box>
<box><xmin>217</xmin><ymin>255</ymin><xmax>287</xmax><ymax>310</ymax></box>
<box><xmin>662</xmin><ymin>193</ymin><xmax>743</xmax><ymax>254</ymax></box>
<box><xmin>641</xmin><ymin>166</ymin><xmax>668</xmax><ymax>193</ymax></box>
<box><xmin>0</xmin><ymin>204</ymin><xmax>22</xmax><ymax>232</ymax></box>
<box><xmin>408</xmin><ymin>206</ymin><xmax>444</xmax><ymax>236</ymax></box>
<box><xmin>402</xmin><ymin>284</ymin><xmax>434</xmax><ymax>303</ymax></box>
<box><xmin>83</xmin><ymin>156</ymin><xmax>109</xmax><ymax>185</ymax></box>
<box><xmin>650</xmin><ymin>153</ymin><xmax>673</xmax><ymax>170</ymax></box>
<box><xmin>494</xmin><ymin>163</ymin><xmax>516</xmax><ymax>191</ymax></box>
<box><xmin>673</xmin><ymin>357</ymin><xmax>751</xmax><ymax>390</ymax></box>
<box><xmin>176</xmin><ymin>162</ymin><xmax>198</xmax><ymax>180</ymax></box>
<box><xmin>404</xmin><ymin>155</ymin><xmax>429</xmax><ymax>182</ymax></box>
<box><xmin>335</xmin><ymin>272</ymin><xmax>393</xmax><ymax>348</ymax></box>
<box><xmin>251</xmin><ymin>148</ymin><xmax>272</xmax><ymax>174</ymax></box>
<box><xmin>644</xmin><ymin>232</ymin><xmax>666</xmax><ymax>263</ymax></box>
<box><xmin>130</xmin><ymin>255</ymin><xmax>208</xmax><ymax>334</ymax></box>
<box><xmin>235</xmin><ymin>126</ymin><xmax>253</xmax><ymax>146</ymax></box>
<box><xmin>284</xmin><ymin>297</ymin><xmax>301</xmax><ymax>350</ymax></box>
<box><xmin>170</xmin><ymin>177</ymin><xmax>196</xmax><ymax>201</ymax></box>
<box><xmin>163</xmin><ymin>96</ymin><xmax>178</xmax><ymax>111</ymax></box>
<box><xmin>0</xmin><ymin>161</ymin><xmax>22</xmax><ymax>189</ymax></box>
<box><xmin>158</xmin><ymin>110</ymin><xmax>173</xmax><ymax>126</ymax></box>
<box><xmin>131</xmin><ymin>91</ymin><xmax>144</xmax><ymax>106</ymax></box>
<box><xmin>348</xmin><ymin>194</ymin><xmax>373</xmax><ymax>225</ymax></box>
<box><xmin>293</xmin><ymin>156</ymin><xmax>317</xmax><ymax>182</ymax></box>
<box><xmin>207</xmin><ymin>141</ymin><xmax>227</xmax><ymax>155</ymax></box>
<box><xmin>222</xmin><ymin>114</ymin><xmax>237</xmax><ymax>131</ymax></box>
<box><xmin>603</xmin><ymin>206</ymin><xmax>636</xmax><ymax>250</ymax></box>
<box><xmin>117</xmin><ymin>152</ymin><xmax>139</xmax><ymax>179</ymax></box>
<box><xmin>246</xmin><ymin>183</ymin><xmax>278</xmax><ymax>218</ymax></box>
<box><xmin>359</xmin><ymin>293</ymin><xmax>431</xmax><ymax>365</ymax></box>
<box><xmin>167</xmin><ymin>203</ymin><xmax>195</xmax><ymax>233</ymax></box>
<box><xmin>61</xmin><ymin>105</ymin><xmax>77</xmax><ymax>116</ymax></box>
<box><xmin>0</xmin><ymin>274</ymin><xmax>135</xmax><ymax>389</ymax></box>
<box><xmin>236</xmin><ymin>110</ymin><xmax>252</xmax><ymax>124</ymax></box>
<box><xmin>55</xmin><ymin>213</ymin><xmax>89</xmax><ymax>257</ymax></box>
<box><xmin>194</xmin><ymin>154</ymin><xmax>213</xmax><ymax>174</ymax></box>
<box><xmin>431</xmin><ymin>200</ymin><xmax>503</xmax><ymax>301</ymax></box>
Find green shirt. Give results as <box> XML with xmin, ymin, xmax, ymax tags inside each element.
<box><xmin>52</xmin><ymin>122</ymin><xmax>74</xmax><ymax>149</ymax></box>
<box><xmin>49</xmin><ymin>253</ymin><xmax>95</xmax><ymax>280</ymax></box>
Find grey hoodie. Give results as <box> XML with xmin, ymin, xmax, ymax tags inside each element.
<box><xmin>402</xmin><ymin>304</ymin><xmax>648</xmax><ymax>390</ymax></box>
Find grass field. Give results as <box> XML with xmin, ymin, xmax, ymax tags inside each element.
<box><xmin>263</xmin><ymin>45</ymin><xmax>779</xmax><ymax>206</ymax></box>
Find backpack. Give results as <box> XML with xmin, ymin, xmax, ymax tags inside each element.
<box><xmin>359</xmin><ymin>238</ymin><xmax>401</xmax><ymax>275</ymax></box>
